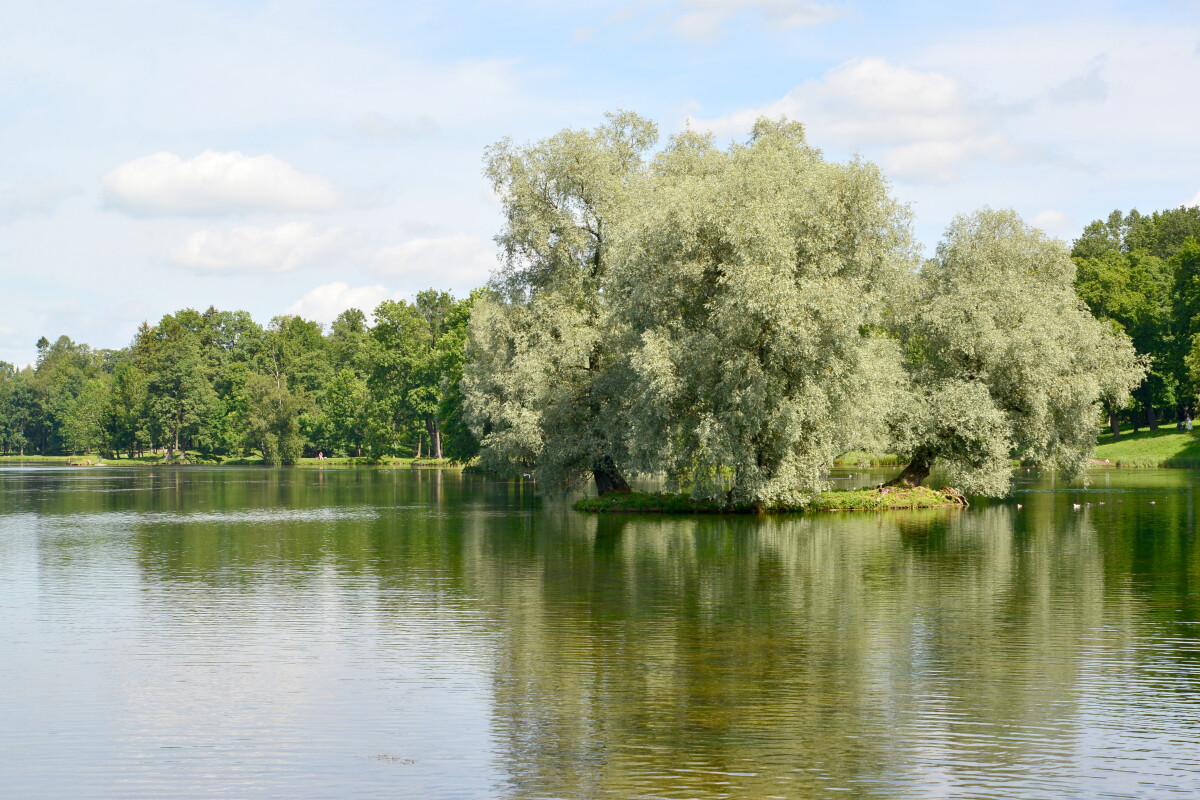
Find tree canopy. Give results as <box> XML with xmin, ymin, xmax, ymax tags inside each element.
<box><xmin>464</xmin><ymin>114</ymin><xmax>1146</xmax><ymax>505</ymax></box>
<box><xmin>1071</xmin><ymin>206</ymin><xmax>1200</xmax><ymax>434</ymax></box>
<box><xmin>0</xmin><ymin>294</ymin><xmax>478</xmax><ymax>463</ymax></box>
<box><xmin>6</xmin><ymin>112</ymin><xmax>1181</xmax><ymax>509</ymax></box>
<box><xmin>887</xmin><ymin>209</ymin><xmax>1145</xmax><ymax>495</ymax></box>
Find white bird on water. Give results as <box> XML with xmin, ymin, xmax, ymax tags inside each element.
<box><xmin>1073</xmin><ymin>503</ymin><xmax>1082</xmax><ymax>510</ymax></box>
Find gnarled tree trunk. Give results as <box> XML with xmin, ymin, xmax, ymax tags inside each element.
<box><xmin>886</xmin><ymin>456</ymin><xmax>932</xmax><ymax>488</ymax></box>
<box><xmin>592</xmin><ymin>454</ymin><xmax>630</xmax><ymax>496</ymax></box>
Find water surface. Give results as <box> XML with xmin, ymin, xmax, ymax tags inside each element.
<box><xmin>2</xmin><ymin>466</ymin><xmax>1198</xmax><ymax>798</ymax></box>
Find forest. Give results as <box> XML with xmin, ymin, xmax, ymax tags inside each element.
<box><xmin>2</xmin><ymin>114</ymin><xmax>1200</xmax><ymax>507</ymax></box>
<box><xmin>1072</xmin><ymin>206</ymin><xmax>1200</xmax><ymax>434</ymax></box>
<box><xmin>0</xmin><ymin>290</ymin><xmax>480</xmax><ymax>464</ymax></box>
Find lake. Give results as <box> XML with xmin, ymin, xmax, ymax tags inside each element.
<box><xmin>2</xmin><ymin>466</ymin><xmax>1198</xmax><ymax>799</ymax></box>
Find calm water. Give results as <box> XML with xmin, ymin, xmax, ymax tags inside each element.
<box><xmin>1</xmin><ymin>466</ymin><xmax>1198</xmax><ymax>799</ymax></box>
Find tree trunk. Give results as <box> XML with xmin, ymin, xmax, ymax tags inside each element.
<box><xmin>1147</xmin><ymin>403</ymin><xmax>1158</xmax><ymax>431</ymax></box>
<box><xmin>1130</xmin><ymin>407</ymin><xmax>1141</xmax><ymax>434</ymax></box>
<box><xmin>886</xmin><ymin>457</ymin><xmax>932</xmax><ymax>488</ymax></box>
<box><xmin>425</xmin><ymin>417</ymin><xmax>443</xmax><ymax>460</ymax></box>
<box><xmin>1106</xmin><ymin>400</ymin><xmax>1120</xmax><ymax>440</ymax></box>
<box><xmin>592</xmin><ymin>454</ymin><xmax>630</xmax><ymax>496</ymax></box>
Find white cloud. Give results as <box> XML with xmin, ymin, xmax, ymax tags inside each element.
<box><xmin>1</xmin><ymin>179</ymin><xmax>80</xmax><ymax>225</ymax></box>
<box><xmin>688</xmin><ymin>57</ymin><xmax>1011</xmax><ymax>182</ymax></box>
<box><xmin>1186</xmin><ymin>190</ymin><xmax>1200</xmax><ymax>208</ymax></box>
<box><xmin>284</xmin><ymin>282</ymin><xmax>405</xmax><ymax>324</ymax></box>
<box><xmin>102</xmin><ymin>150</ymin><xmax>341</xmax><ymax>215</ymax></box>
<box><xmin>354</xmin><ymin>113</ymin><xmax>439</xmax><ymax>142</ymax></box>
<box><xmin>1032</xmin><ymin>209</ymin><xmax>1075</xmax><ymax>238</ymax></box>
<box><xmin>373</xmin><ymin>233</ymin><xmax>498</xmax><ymax>288</ymax></box>
<box><xmin>169</xmin><ymin>222</ymin><xmax>354</xmax><ymax>273</ymax></box>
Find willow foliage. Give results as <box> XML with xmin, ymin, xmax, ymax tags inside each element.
<box><xmin>465</xmin><ymin>115</ymin><xmax>1145</xmax><ymax>505</ymax></box>
<box><xmin>612</xmin><ymin>120</ymin><xmax>915</xmax><ymax>507</ymax></box>
<box><xmin>463</xmin><ymin>112</ymin><xmax>655</xmax><ymax>493</ymax></box>
<box><xmin>889</xmin><ymin>209</ymin><xmax>1147</xmax><ymax>493</ymax></box>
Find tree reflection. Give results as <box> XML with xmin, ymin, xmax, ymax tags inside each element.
<box><xmin>20</xmin><ymin>466</ymin><xmax>1196</xmax><ymax>798</ymax></box>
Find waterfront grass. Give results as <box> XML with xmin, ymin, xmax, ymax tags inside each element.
<box><xmin>1092</xmin><ymin>427</ymin><xmax>1200</xmax><ymax>468</ymax></box>
<box><xmin>574</xmin><ymin>485</ymin><xmax>964</xmax><ymax>514</ymax></box>
<box><xmin>0</xmin><ymin>454</ymin><xmax>99</xmax><ymax>465</ymax></box>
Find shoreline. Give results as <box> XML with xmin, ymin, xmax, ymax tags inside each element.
<box><xmin>0</xmin><ymin>455</ymin><xmax>460</xmax><ymax>469</ymax></box>
<box><xmin>574</xmin><ymin>486</ymin><xmax>967</xmax><ymax>515</ymax></box>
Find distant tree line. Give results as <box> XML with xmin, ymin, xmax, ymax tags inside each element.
<box><xmin>0</xmin><ymin>290</ymin><xmax>480</xmax><ymax>463</ymax></box>
<box><xmin>1071</xmin><ymin>206</ymin><xmax>1200</xmax><ymax>436</ymax></box>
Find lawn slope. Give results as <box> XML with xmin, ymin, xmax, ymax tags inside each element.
<box><xmin>1092</xmin><ymin>427</ymin><xmax>1200</xmax><ymax>467</ymax></box>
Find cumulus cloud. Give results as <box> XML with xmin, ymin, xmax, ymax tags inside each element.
<box><xmin>1</xmin><ymin>179</ymin><xmax>80</xmax><ymax>224</ymax></box>
<box><xmin>284</xmin><ymin>282</ymin><xmax>406</xmax><ymax>324</ymax></box>
<box><xmin>354</xmin><ymin>113</ymin><xmax>439</xmax><ymax>142</ymax></box>
<box><xmin>102</xmin><ymin>150</ymin><xmax>341</xmax><ymax>215</ymax></box>
<box><xmin>1186</xmin><ymin>189</ymin><xmax>1200</xmax><ymax>208</ymax></box>
<box><xmin>373</xmin><ymin>233</ymin><xmax>498</xmax><ymax>288</ymax></box>
<box><xmin>688</xmin><ymin>57</ymin><xmax>1013</xmax><ymax>182</ymax></box>
<box><xmin>170</xmin><ymin>222</ymin><xmax>354</xmax><ymax>272</ymax></box>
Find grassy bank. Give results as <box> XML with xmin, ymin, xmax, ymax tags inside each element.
<box><xmin>1092</xmin><ymin>427</ymin><xmax>1200</xmax><ymax>468</ymax></box>
<box><xmin>0</xmin><ymin>454</ymin><xmax>98</xmax><ymax>465</ymax></box>
<box><xmin>574</xmin><ymin>486</ymin><xmax>966</xmax><ymax>514</ymax></box>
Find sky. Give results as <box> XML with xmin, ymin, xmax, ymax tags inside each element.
<box><xmin>2</xmin><ymin>0</ymin><xmax>1199</xmax><ymax>367</ymax></box>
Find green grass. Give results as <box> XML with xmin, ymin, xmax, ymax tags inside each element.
<box><xmin>0</xmin><ymin>454</ymin><xmax>100</xmax><ymax>465</ymax></box>
<box><xmin>1092</xmin><ymin>426</ymin><xmax>1200</xmax><ymax>468</ymax></box>
<box><xmin>294</xmin><ymin>456</ymin><xmax>454</xmax><ymax>468</ymax></box>
<box><xmin>574</xmin><ymin>486</ymin><xmax>965</xmax><ymax>514</ymax></box>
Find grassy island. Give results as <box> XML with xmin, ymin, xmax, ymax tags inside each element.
<box><xmin>574</xmin><ymin>486</ymin><xmax>967</xmax><ymax>514</ymax></box>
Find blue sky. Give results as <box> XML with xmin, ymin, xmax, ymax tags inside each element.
<box><xmin>2</xmin><ymin>0</ymin><xmax>1198</xmax><ymax>366</ymax></box>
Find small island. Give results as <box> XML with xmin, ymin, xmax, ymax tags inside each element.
<box><xmin>574</xmin><ymin>485</ymin><xmax>968</xmax><ymax>514</ymax></box>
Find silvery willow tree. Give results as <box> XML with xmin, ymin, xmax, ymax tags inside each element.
<box><xmin>611</xmin><ymin>120</ymin><xmax>915</xmax><ymax>508</ymax></box>
<box><xmin>463</xmin><ymin>112</ymin><xmax>657</xmax><ymax>494</ymax></box>
<box><xmin>465</xmin><ymin>114</ymin><xmax>1146</xmax><ymax>505</ymax></box>
<box><xmin>885</xmin><ymin>209</ymin><xmax>1146</xmax><ymax>495</ymax></box>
